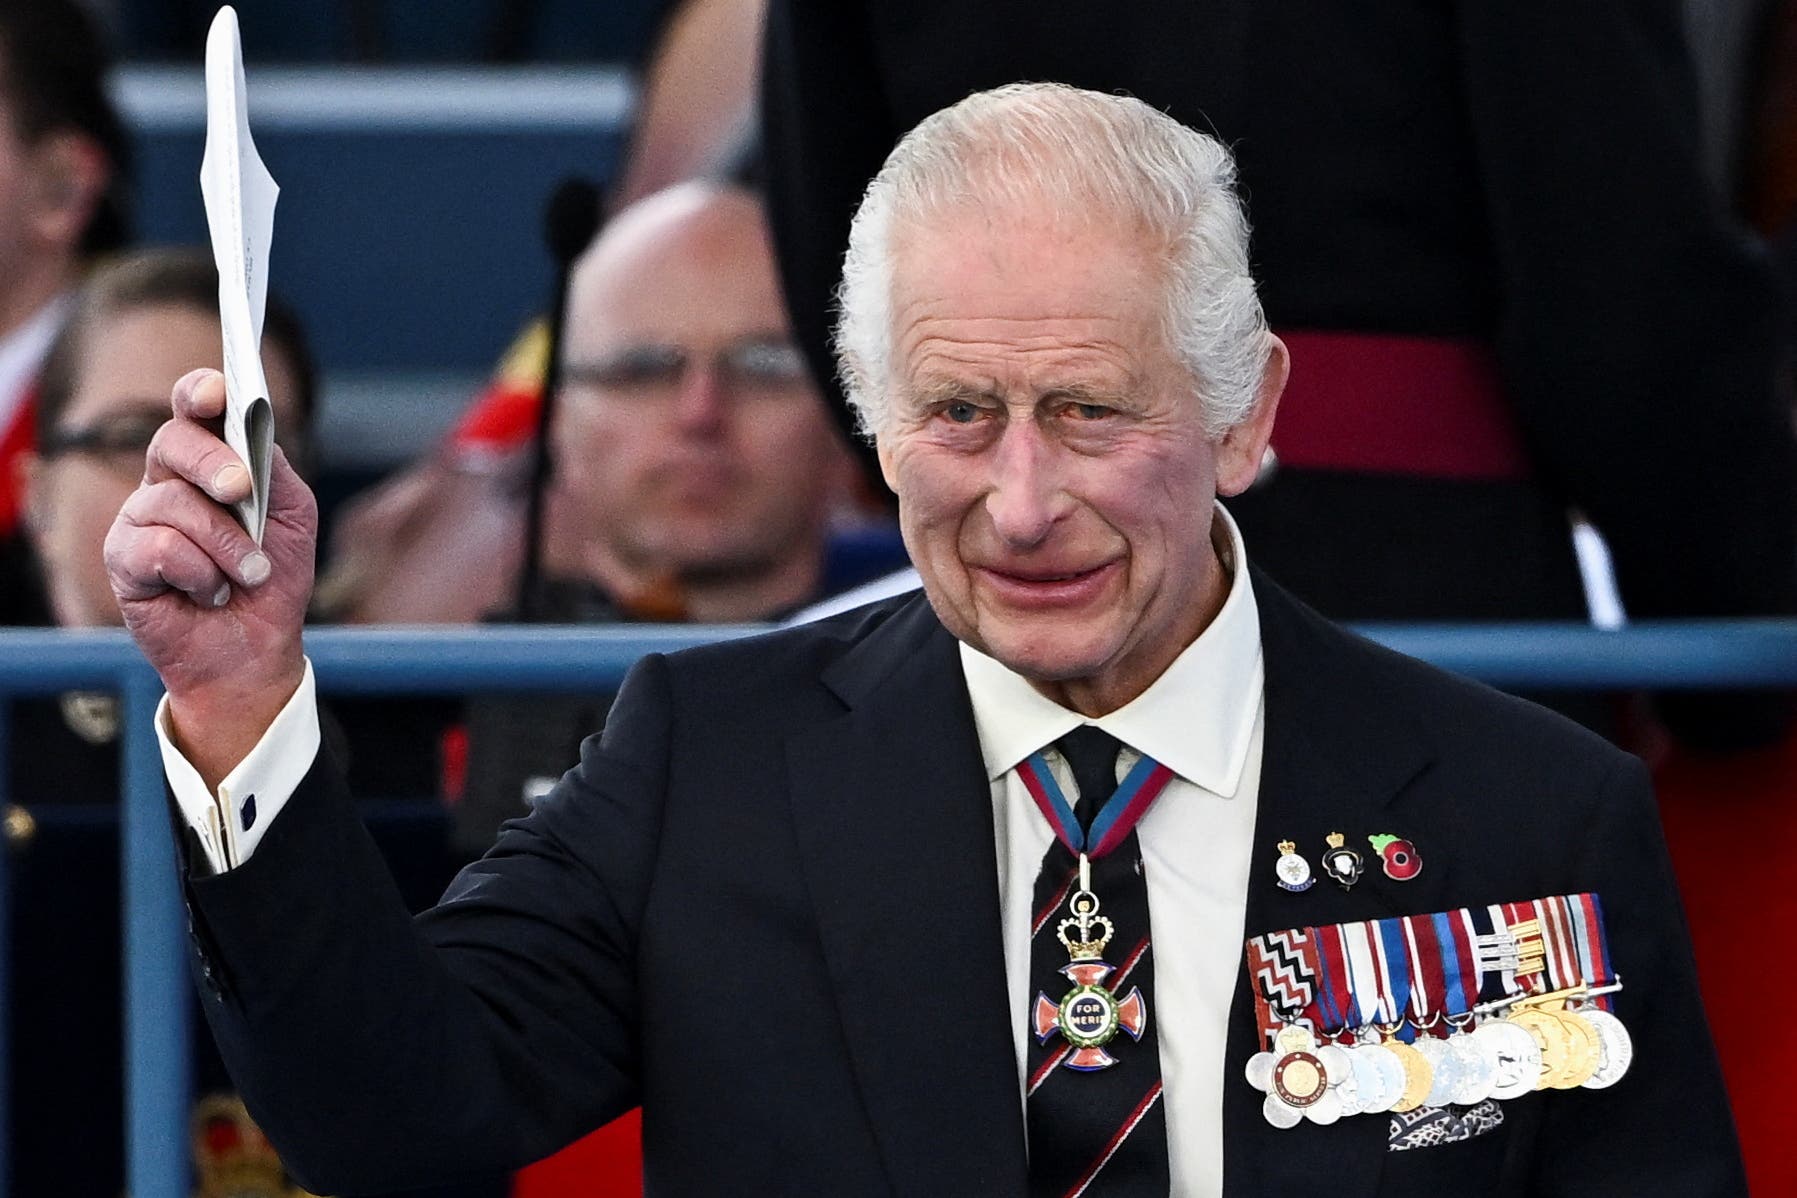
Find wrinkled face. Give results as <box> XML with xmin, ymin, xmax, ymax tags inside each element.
<box><xmin>25</xmin><ymin>303</ymin><xmax>304</xmax><ymax>627</ymax></box>
<box><xmin>877</xmin><ymin>211</ymin><xmax>1273</xmax><ymax>711</ymax></box>
<box><xmin>553</xmin><ymin>190</ymin><xmax>837</xmax><ymax>584</ymax></box>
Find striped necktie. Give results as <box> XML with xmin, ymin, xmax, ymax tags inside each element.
<box><xmin>1025</xmin><ymin>727</ymin><xmax>1169</xmax><ymax>1196</ymax></box>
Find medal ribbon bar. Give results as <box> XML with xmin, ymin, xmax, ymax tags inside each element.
<box><xmin>1565</xmin><ymin>892</ymin><xmax>1617</xmax><ymax>1011</ymax></box>
<box><xmin>1311</xmin><ymin>923</ymin><xmax>1355</xmax><ymax>1037</ymax></box>
<box><xmin>1400</xmin><ymin>914</ymin><xmax>1449</xmax><ymax>1034</ymax></box>
<box><xmin>1429</xmin><ymin>912</ymin><xmax>1476</xmax><ymax>1023</ymax></box>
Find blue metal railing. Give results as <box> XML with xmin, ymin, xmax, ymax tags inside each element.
<box><xmin>2</xmin><ymin>619</ymin><xmax>1796</xmax><ymax>1198</ymax></box>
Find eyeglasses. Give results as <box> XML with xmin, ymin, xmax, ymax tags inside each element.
<box><xmin>563</xmin><ymin>337</ymin><xmax>811</xmax><ymax>398</ymax></box>
<box><xmin>39</xmin><ymin>410</ymin><xmax>165</xmax><ymax>473</ymax></box>
<box><xmin>41</xmin><ymin>408</ymin><xmax>308</xmax><ymax>475</ymax></box>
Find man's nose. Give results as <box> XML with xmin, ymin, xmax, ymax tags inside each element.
<box><xmin>671</xmin><ymin>360</ymin><xmax>730</xmax><ymax>434</ymax></box>
<box><xmin>984</xmin><ymin>422</ymin><xmax>1067</xmax><ymax>547</ymax></box>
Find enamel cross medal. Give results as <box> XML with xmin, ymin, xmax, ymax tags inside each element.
<box><xmin>1033</xmin><ymin>853</ymin><xmax>1149</xmax><ymax>1070</ymax></box>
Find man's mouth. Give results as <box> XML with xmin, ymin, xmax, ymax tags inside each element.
<box><xmin>974</xmin><ymin>561</ymin><xmax>1119</xmax><ymax>608</ymax></box>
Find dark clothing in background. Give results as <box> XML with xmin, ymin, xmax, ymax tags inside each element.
<box><xmin>0</xmin><ymin>573</ymin><xmax>471</xmax><ymax>1194</ymax></box>
<box><xmin>761</xmin><ymin>0</ymin><xmax>1797</xmax><ymax>746</ymax></box>
<box><xmin>6</xmin><ymin>795</ymin><xmax>488</xmax><ymax>1197</ymax></box>
<box><xmin>455</xmin><ymin>577</ymin><xmax>628</xmax><ymax>854</ymax></box>
<box><xmin>455</xmin><ymin>567</ymin><xmax>864</xmax><ymax>854</ymax></box>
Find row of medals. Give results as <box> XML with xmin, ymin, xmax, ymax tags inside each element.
<box><xmin>1245</xmin><ymin>985</ymin><xmax>1634</xmax><ymax>1129</ymax></box>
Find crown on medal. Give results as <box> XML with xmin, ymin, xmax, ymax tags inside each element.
<box><xmin>1325</xmin><ymin>832</ymin><xmax>1346</xmax><ymax>849</ymax></box>
<box><xmin>1278</xmin><ymin>839</ymin><xmax>1296</xmax><ymax>854</ymax></box>
<box><xmin>1058</xmin><ymin>913</ymin><xmax>1115</xmax><ymax>961</ymax></box>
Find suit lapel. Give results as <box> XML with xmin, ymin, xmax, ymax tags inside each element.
<box><xmin>1223</xmin><ymin>573</ymin><xmax>1442</xmax><ymax>1198</ymax></box>
<box><xmin>786</xmin><ymin>598</ymin><xmax>1027</xmax><ymax>1197</ymax></box>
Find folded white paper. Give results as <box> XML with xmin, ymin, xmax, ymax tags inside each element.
<box><xmin>199</xmin><ymin>5</ymin><xmax>279</xmax><ymax>543</ymax></box>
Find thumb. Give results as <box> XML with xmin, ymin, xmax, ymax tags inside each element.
<box><xmin>266</xmin><ymin>443</ymin><xmax>320</xmax><ymax>534</ymax></box>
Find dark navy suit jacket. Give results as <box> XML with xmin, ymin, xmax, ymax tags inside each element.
<box><xmin>181</xmin><ymin>577</ymin><xmax>1743</xmax><ymax>1196</ymax></box>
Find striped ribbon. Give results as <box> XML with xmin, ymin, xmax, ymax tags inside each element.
<box><xmin>1017</xmin><ymin>748</ymin><xmax>1176</xmax><ymax>860</ymax></box>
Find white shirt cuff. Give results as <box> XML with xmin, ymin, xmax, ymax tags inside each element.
<box><xmin>155</xmin><ymin>659</ymin><xmax>322</xmax><ymax>873</ymax></box>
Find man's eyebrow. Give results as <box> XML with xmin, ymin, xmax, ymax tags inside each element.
<box><xmin>1040</xmin><ymin>382</ymin><xmax>1131</xmax><ymax>405</ymax></box>
<box><xmin>898</xmin><ymin>378</ymin><xmax>997</xmax><ymax>407</ymax></box>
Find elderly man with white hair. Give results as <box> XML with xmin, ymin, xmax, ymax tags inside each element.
<box><xmin>107</xmin><ymin>84</ymin><xmax>1738</xmax><ymax>1197</ymax></box>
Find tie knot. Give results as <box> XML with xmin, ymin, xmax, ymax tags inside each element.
<box><xmin>1056</xmin><ymin>726</ymin><xmax>1123</xmax><ymax>831</ymax></box>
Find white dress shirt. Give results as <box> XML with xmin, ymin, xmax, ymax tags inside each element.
<box><xmin>157</xmin><ymin>509</ymin><xmax>1263</xmax><ymax>1197</ymax></box>
<box><xmin>960</xmin><ymin>506</ymin><xmax>1263</xmax><ymax>1198</ymax></box>
<box><xmin>157</xmin><ymin>661</ymin><xmax>320</xmax><ymax>872</ymax></box>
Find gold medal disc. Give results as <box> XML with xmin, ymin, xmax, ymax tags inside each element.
<box><xmin>1550</xmin><ymin>1010</ymin><xmax>1601</xmax><ymax>1089</ymax></box>
<box><xmin>1507</xmin><ymin>1009</ymin><xmax>1570</xmax><ymax>1091</ymax></box>
<box><xmin>1385</xmin><ymin>1040</ymin><xmax>1434</xmax><ymax>1112</ymax></box>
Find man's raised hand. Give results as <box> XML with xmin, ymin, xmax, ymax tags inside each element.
<box><xmin>104</xmin><ymin>368</ymin><xmax>315</xmax><ymax>785</ymax></box>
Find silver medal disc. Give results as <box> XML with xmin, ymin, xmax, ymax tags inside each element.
<box><xmin>1316</xmin><ymin>1044</ymin><xmax>1364</xmax><ymax>1117</ymax></box>
<box><xmin>1351</xmin><ymin>1042</ymin><xmax>1397</xmax><ymax>1114</ymax></box>
<box><xmin>1476</xmin><ymin>1019</ymin><xmax>1541</xmax><ymax>1101</ymax></box>
<box><xmin>1369</xmin><ymin>1042</ymin><xmax>1410</xmax><ymax>1114</ymax></box>
<box><xmin>1416</xmin><ymin>1035</ymin><xmax>1463</xmax><ymax>1109</ymax></box>
<box><xmin>1447</xmin><ymin>1032</ymin><xmax>1497</xmax><ymax>1105</ymax></box>
<box><xmin>1262</xmin><ymin>1092</ymin><xmax>1302</xmax><ymax>1129</ymax></box>
<box><xmin>1579</xmin><ymin>1009</ymin><xmax>1634</xmax><ymax>1090</ymax></box>
<box><xmin>1303</xmin><ymin>1087</ymin><xmax>1345</xmax><ymax>1125</ymax></box>
<box><xmin>1245</xmin><ymin>1051</ymin><xmax>1276</xmax><ymax>1093</ymax></box>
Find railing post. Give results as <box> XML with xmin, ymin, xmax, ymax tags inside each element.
<box><xmin>0</xmin><ymin>699</ymin><xmax>10</xmax><ymax>1198</ymax></box>
<box><xmin>121</xmin><ymin>667</ymin><xmax>189</xmax><ymax>1198</ymax></box>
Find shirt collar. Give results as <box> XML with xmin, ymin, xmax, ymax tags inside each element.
<box><xmin>958</xmin><ymin>503</ymin><xmax>1263</xmax><ymax>798</ymax></box>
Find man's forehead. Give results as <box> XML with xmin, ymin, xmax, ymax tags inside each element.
<box><xmin>567</xmin><ymin>193</ymin><xmax>785</xmax><ymax>349</ymax></box>
<box><xmin>890</xmin><ymin>210</ymin><xmax>1160</xmax><ymax>319</ymax></box>
<box><xmin>888</xmin><ymin>219</ymin><xmax>1168</xmax><ymax>383</ymax></box>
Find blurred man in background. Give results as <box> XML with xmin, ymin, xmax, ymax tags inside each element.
<box><xmin>0</xmin><ymin>0</ymin><xmax>131</xmax><ymax>619</ymax></box>
<box><xmin>452</xmin><ymin>179</ymin><xmax>847</xmax><ymax>849</ymax></box>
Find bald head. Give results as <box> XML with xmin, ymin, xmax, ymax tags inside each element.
<box><xmin>550</xmin><ymin>181</ymin><xmax>842</xmax><ymax>620</ymax></box>
<box><xmin>568</xmin><ymin>182</ymin><xmax>765</xmax><ymax>330</ymax></box>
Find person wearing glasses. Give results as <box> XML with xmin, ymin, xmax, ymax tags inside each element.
<box><xmin>20</xmin><ymin>250</ymin><xmax>314</xmax><ymax>641</ymax></box>
<box><xmin>452</xmin><ymin>179</ymin><xmax>850</xmax><ymax>850</ymax></box>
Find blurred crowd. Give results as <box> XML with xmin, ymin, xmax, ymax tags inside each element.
<box><xmin>1</xmin><ymin>0</ymin><xmax>1795</xmax><ymax>1195</ymax></box>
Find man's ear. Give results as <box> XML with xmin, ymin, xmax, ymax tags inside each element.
<box><xmin>875</xmin><ymin>432</ymin><xmax>899</xmax><ymax>493</ymax></box>
<box><xmin>1215</xmin><ymin>334</ymin><xmax>1288</xmax><ymax>498</ymax></box>
<box><xmin>25</xmin><ymin>132</ymin><xmax>109</xmax><ymax>251</ymax></box>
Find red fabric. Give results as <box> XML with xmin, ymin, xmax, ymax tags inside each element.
<box><xmin>1272</xmin><ymin>330</ymin><xmax>1527</xmax><ymax>479</ymax></box>
<box><xmin>450</xmin><ymin>379</ymin><xmax>543</xmax><ymax>457</ymax></box>
<box><xmin>0</xmin><ymin>391</ymin><xmax>36</xmax><ymax>536</ymax></box>
<box><xmin>1657</xmin><ymin>733</ymin><xmax>1797</xmax><ymax>1196</ymax></box>
<box><xmin>439</xmin><ymin>724</ymin><xmax>469</xmax><ymax>807</ymax></box>
<box><xmin>511</xmin><ymin>1111</ymin><xmax>643</xmax><ymax>1198</ymax></box>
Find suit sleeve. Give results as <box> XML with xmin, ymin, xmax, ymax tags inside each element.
<box><xmin>181</xmin><ymin>654</ymin><xmax>678</xmax><ymax>1196</ymax></box>
<box><xmin>761</xmin><ymin>0</ymin><xmax>897</xmax><ymax>474</ymax></box>
<box><xmin>1453</xmin><ymin>0</ymin><xmax>1797</xmax><ymax>628</ymax></box>
<box><xmin>1530</xmin><ymin>753</ymin><xmax>1747</xmax><ymax>1197</ymax></box>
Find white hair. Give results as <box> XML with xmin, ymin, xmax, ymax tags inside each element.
<box><xmin>834</xmin><ymin>82</ymin><xmax>1270</xmax><ymax>439</ymax></box>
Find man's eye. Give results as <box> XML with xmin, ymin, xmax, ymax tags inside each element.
<box><xmin>944</xmin><ymin>401</ymin><xmax>981</xmax><ymax>424</ymax></box>
<box><xmin>1071</xmin><ymin>403</ymin><xmax>1111</xmax><ymax>420</ymax></box>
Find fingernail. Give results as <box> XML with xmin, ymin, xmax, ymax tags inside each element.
<box><xmin>240</xmin><ymin>551</ymin><xmax>271</xmax><ymax>586</ymax></box>
<box><xmin>212</xmin><ymin>582</ymin><xmax>232</xmax><ymax>608</ymax></box>
<box><xmin>212</xmin><ymin>465</ymin><xmax>249</xmax><ymax>495</ymax></box>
